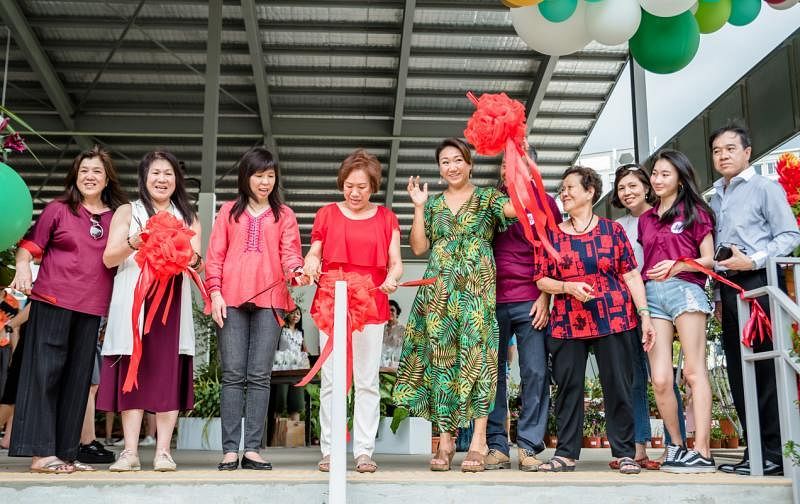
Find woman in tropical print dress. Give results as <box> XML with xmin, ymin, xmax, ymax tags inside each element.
<box><xmin>394</xmin><ymin>138</ymin><xmax>515</xmax><ymax>473</ymax></box>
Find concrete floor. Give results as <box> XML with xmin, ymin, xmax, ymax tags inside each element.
<box><xmin>0</xmin><ymin>446</ymin><xmax>792</xmax><ymax>503</ymax></box>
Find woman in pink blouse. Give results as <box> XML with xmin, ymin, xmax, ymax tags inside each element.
<box><xmin>205</xmin><ymin>147</ymin><xmax>305</xmax><ymax>471</ymax></box>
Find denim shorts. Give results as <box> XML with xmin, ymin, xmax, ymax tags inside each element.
<box><xmin>645</xmin><ymin>277</ymin><xmax>712</xmax><ymax>321</ymax></box>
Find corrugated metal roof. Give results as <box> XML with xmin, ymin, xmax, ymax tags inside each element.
<box><xmin>2</xmin><ymin>0</ymin><xmax>629</xmax><ymax>259</ymax></box>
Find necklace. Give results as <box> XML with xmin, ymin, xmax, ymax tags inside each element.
<box><xmin>570</xmin><ymin>214</ymin><xmax>595</xmax><ymax>233</ymax></box>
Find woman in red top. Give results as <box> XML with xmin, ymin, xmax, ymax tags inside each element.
<box><xmin>534</xmin><ymin>166</ymin><xmax>655</xmax><ymax>474</ymax></box>
<box><xmin>303</xmin><ymin>149</ymin><xmax>402</xmax><ymax>473</ymax></box>
<box><xmin>205</xmin><ymin>147</ymin><xmax>305</xmax><ymax>471</ymax></box>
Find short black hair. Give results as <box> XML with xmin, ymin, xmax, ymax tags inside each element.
<box><xmin>561</xmin><ymin>165</ymin><xmax>603</xmax><ymax>204</ymax></box>
<box><xmin>610</xmin><ymin>164</ymin><xmax>656</xmax><ymax>209</ymax></box>
<box><xmin>709</xmin><ymin>120</ymin><xmax>751</xmax><ymax>150</ymax></box>
<box><xmin>389</xmin><ymin>299</ymin><xmax>401</xmax><ymax>316</ymax></box>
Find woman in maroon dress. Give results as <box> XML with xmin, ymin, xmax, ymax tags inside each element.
<box><xmin>303</xmin><ymin>149</ymin><xmax>402</xmax><ymax>473</ymax></box>
<box><xmin>98</xmin><ymin>150</ymin><xmax>201</xmax><ymax>472</ymax></box>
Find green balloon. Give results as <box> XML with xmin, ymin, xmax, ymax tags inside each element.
<box><xmin>538</xmin><ymin>0</ymin><xmax>578</xmax><ymax>22</ymax></box>
<box><xmin>630</xmin><ymin>10</ymin><xmax>701</xmax><ymax>74</ymax></box>
<box><xmin>0</xmin><ymin>162</ymin><xmax>33</xmax><ymax>252</ymax></box>
<box><xmin>695</xmin><ymin>0</ymin><xmax>732</xmax><ymax>33</ymax></box>
<box><xmin>728</xmin><ymin>0</ymin><xmax>761</xmax><ymax>25</ymax></box>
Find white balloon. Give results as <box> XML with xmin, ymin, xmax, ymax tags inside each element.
<box><xmin>639</xmin><ymin>0</ymin><xmax>695</xmax><ymax>17</ymax></box>
<box><xmin>511</xmin><ymin>1</ymin><xmax>591</xmax><ymax>56</ymax></box>
<box><xmin>767</xmin><ymin>0</ymin><xmax>798</xmax><ymax>10</ymax></box>
<box><xmin>586</xmin><ymin>0</ymin><xmax>642</xmax><ymax>46</ymax></box>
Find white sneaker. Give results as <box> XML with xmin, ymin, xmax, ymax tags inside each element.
<box><xmin>139</xmin><ymin>435</ymin><xmax>156</xmax><ymax>447</ymax></box>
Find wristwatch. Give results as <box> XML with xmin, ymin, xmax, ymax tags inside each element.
<box><xmin>749</xmin><ymin>256</ymin><xmax>757</xmax><ymax>270</ymax></box>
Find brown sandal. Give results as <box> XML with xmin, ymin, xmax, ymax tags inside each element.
<box><xmin>30</xmin><ymin>459</ymin><xmax>75</xmax><ymax>474</ymax></box>
<box><xmin>318</xmin><ymin>455</ymin><xmax>330</xmax><ymax>472</ymax></box>
<box><xmin>355</xmin><ymin>454</ymin><xmax>377</xmax><ymax>473</ymax></box>
<box><xmin>430</xmin><ymin>447</ymin><xmax>455</xmax><ymax>471</ymax></box>
<box><xmin>461</xmin><ymin>450</ymin><xmax>486</xmax><ymax>473</ymax></box>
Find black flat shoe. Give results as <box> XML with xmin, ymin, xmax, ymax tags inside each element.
<box><xmin>718</xmin><ymin>459</ymin><xmax>747</xmax><ymax>474</ymax></box>
<box><xmin>241</xmin><ymin>455</ymin><xmax>272</xmax><ymax>470</ymax></box>
<box><xmin>733</xmin><ymin>459</ymin><xmax>784</xmax><ymax>476</ymax></box>
<box><xmin>217</xmin><ymin>458</ymin><xmax>239</xmax><ymax>471</ymax></box>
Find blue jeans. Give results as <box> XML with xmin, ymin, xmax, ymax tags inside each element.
<box><xmin>218</xmin><ymin>305</ymin><xmax>283</xmax><ymax>453</ymax></box>
<box><xmin>488</xmin><ymin>301</ymin><xmax>549</xmax><ymax>454</ymax></box>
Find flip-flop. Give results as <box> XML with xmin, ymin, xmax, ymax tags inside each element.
<box><xmin>460</xmin><ymin>451</ymin><xmax>486</xmax><ymax>473</ymax></box>
<box><xmin>355</xmin><ymin>454</ymin><xmax>378</xmax><ymax>473</ymax></box>
<box><xmin>30</xmin><ymin>459</ymin><xmax>75</xmax><ymax>474</ymax></box>
<box><xmin>540</xmin><ymin>455</ymin><xmax>576</xmax><ymax>472</ymax></box>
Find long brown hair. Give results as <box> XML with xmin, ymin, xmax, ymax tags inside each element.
<box><xmin>59</xmin><ymin>145</ymin><xmax>128</xmax><ymax>214</ymax></box>
<box><xmin>137</xmin><ymin>150</ymin><xmax>195</xmax><ymax>226</ymax></box>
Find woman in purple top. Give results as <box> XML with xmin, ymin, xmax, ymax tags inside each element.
<box><xmin>9</xmin><ymin>146</ymin><xmax>127</xmax><ymax>473</ymax></box>
<box><xmin>638</xmin><ymin>149</ymin><xmax>716</xmax><ymax>473</ymax></box>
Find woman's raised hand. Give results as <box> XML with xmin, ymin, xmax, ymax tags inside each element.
<box><xmin>407</xmin><ymin>176</ymin><xmax>428</xmax><ymax>208</ymax></box>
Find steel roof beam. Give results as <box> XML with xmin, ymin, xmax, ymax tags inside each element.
<box><xmin>386</xmin><ymin>0</ymin><xmax>416</xmax><ymax>209</ymax></box>
<box><xmin>0</xmin><ymin>1</ymin><xmax>91</xmax><ymax>150</ymax></box>
<box><xmin>241</xmin><ymin>0</ymin><xmax>276</xmax><ymax>153</ymax></box>
<box><xmin>525</xmin><ymin>56</ymin><xmax>558</xmax><ymax>130</ymax></box>
<box><xmin>201</xmin><ymin>0</ymin><xmax>223</xmax><ymax>194</ymax></box>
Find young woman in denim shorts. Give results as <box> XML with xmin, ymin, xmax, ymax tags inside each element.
<box><xmin>637</xmin><ymin>149</ymin><xmax>716</xmax><ymax>473</ymax></box>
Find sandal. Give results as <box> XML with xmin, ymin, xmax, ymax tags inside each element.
<box><xmin>30</xmin><ymin>458</ymin><xmax>75</xmax><ymax>474</ymax></box>
<box><xmin>430</xmin><ymin>447</ymin><xmax>454</xmax><ymax>472</ymax></box>
<box><xmin>355</xmin><ymin>454</ymin><xmax>377</xmax><ymax>473</ymax></box>
<box><xmin>610</xmin><ymin>456</ymin><xmax>660</xmax><ymax>470</ymax></box>
<box><xmin>460</xmin><ymin>451</ymin><xmax>486</xmax><ymax>473</ymax></box>
<box><xmin>71</xmin><ymin>461</ymin><xmax>96</xmax><ymax>472</ymax></box>
<box><xmin>618</xmin><ymin>456</ymin><xmax>641</xmax><ymax>475</ymax></box>
<box><xmin>318</xmin><ymin>455</ymin><xmax>330</xmax><ymax>473</ymax></box>
<box><xmin>539</xmin><ymin>455</ymin><xmax>576</xmax><ymax>472</ymax></box>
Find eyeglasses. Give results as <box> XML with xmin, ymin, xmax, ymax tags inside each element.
<box><xmin>89</xmin><ymin>214</ymin><xmax>103</xmax><ymax>240</ymax></box>
<box><xmin>615</xmin><ymin>163</ymin><xmax>642</xmax><ymax>174</ymax></box>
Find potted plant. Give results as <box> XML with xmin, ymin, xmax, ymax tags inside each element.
<box><xmin>710</xmin><ymin>425</ymin><xmax>725</xmax><ymax>449</ymax></box>
<box><xmin>544</xmin><ymin>385</ymin><xmax>558</xmax><ymax>448</ymax></box>
<box><xmin>373</xmin><ymin>372</ymin><xmax>431</xmax><ymax>454</ymax></box>
<box><xmin>582</xmin><ymin>401</ymin><xmax>603</xmax><ymax>448</ymax></box>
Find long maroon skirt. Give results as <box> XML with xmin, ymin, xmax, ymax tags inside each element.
<box><xmin>97</xmin><ymin>275</ymin><xmax>194</xmax><ymax>413</ymax></box>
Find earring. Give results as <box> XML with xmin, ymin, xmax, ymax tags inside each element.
<box><xmin>438</xmin><ymin>178</ymin><xmax>444</xmax><ymax>185</ymax></box>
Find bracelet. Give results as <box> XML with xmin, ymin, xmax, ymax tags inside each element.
<box><xmin>637</xmin><ymin>307</ymin><xmax>651</xmax><ymax>315</ymax></box>
<box><xmin>189</xmin><ymin>252</ymin><xmax>202</xmax><ymax>270</ymax></box>
<box><xmin>126</xmin><ymin>235</ymin><xmax>138</xmax><ymax>250</ymax></box>
<box><xmin>560</xmin><ymin>281</ymin><xmax>565</xmax><ymax>294</ymax></box>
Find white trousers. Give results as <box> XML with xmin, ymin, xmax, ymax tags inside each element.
<box><xmin>319</xmin><ymin>323</ymin><xmax>384</xmax><ymax>458</ymax></box>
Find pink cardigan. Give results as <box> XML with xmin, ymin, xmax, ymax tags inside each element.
<box><xmin>204</xmin><ymin>201</ymin><xmax>304</xmax><ymax>311</ymax></box>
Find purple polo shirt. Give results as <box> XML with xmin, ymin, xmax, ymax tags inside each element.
<box><xmin>19</xmin><ymin>200</ymin><xmax>115</xmax><ymax>316</ymax></box>
<box><xmin>637</xmin><ymin>203</ymin><xmax>714</xmax><ymax>289</ymax></box>
<box><xmin>494</xmin><ymin>188</ymin><xmax>562</xmax><ymax>303</ymax></box>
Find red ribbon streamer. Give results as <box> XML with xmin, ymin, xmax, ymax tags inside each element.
<box><xmin>295</xmin><ymin>270</ymin><xmax>378</xmax><ymax>392</ymax></box>
<box><xmin>672</xmin><ymin>258</ymin><xmax>771</xmax><ymax>348</ymax></box>
<box><xmin>125</xmin><ymin>212</ymin><xmax>209</xmax><ymax>393</ymax></box>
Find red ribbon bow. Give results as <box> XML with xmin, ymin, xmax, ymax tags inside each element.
<box><xmin>296</xmin><ymin>270</ymin><xmax>378</xmax><ymax>391</ymax></box>
<box><xmin>125</xmin><ymin>211</ymin><xmax>209</xmax><ymax>393</ymax></box>
<box><xmin>673</xmin><ymin>258</ymin><xmax>771</xmax><ymax>348</ymax></box>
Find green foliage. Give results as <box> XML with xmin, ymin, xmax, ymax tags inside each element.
<box><xmin>710</xmin><ymin>425</ymin><xmax>726</xmax><ymax>440</ymax></box>
<box><xmin>305</xmin><ymin>383</ymin><xmax>321</xmax><ymax>442</ymax></box>
<box><xmin>185</xmin><ymin>303</ymin><xmax>221</xmax><ymax>419</ymax></box>
<box><xmin>0</xmin><ymin>247</ymin><xmax>15</xmax><ymax>286</ymax></box>
<box><xmin>785</xmin><ymin>439</ymin><xmax>800</xmax><ymax>467</ymax></box>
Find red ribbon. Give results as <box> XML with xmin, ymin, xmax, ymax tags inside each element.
<box><xmin>295</xmin><ymin>270</ymin><xmax>378</xmax><ymax>391</ymax></box>
<box><xmin>125</xmin><ymin>212</ymin><xmax>209</xmax><ymax>393</ymax></box>
<box><xmin>672</xmin><ymin>258</ymin><xmax>771</xmax><ymax>348</ymax></box>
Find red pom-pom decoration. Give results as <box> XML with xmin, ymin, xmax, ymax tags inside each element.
<box><xmin>125</xmin><ymin>211</ymin><xmax>208</xmax><ymax>393</ymax></box>
<box><xmin>464</xmin><ymin>91</ymin><xmax>527</xmax><ymax>156</ymax></box>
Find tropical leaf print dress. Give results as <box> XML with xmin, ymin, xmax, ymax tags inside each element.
<box><xmin>394</xmin><ymin>186</ymin><xmax>510</xmax><ymax>432</ymax></box>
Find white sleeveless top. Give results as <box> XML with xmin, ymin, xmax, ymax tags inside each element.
<box><xmin>101</xmin><ymin>200</ymin><xmax>196</xmax><ymax>356</ymax></box>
